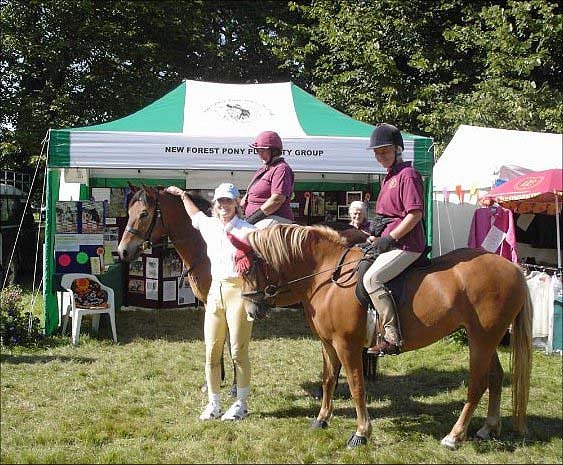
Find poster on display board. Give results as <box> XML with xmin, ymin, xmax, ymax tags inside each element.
<box><xmin>55</xmin><ymin>202</ymin><xmax>79</xmax><ymax>234</ymax></box>
<box><xmin>145</xmin><ymin>279</ymin><xmax>159</xmax><ymax>300</ymax></box>
<box><xmin>81</xmin><ymin>201</ymin><xmax>105</xmax><ymax>233</ymax></box>
<box><xmin>162</xmin><ymin>248</ymin><xmax>183</xmax><ymax>278</ymax></box>
<box><xmin>178</xmin><ymin>277</ymin><xmax>195</xmax><ymax>305</ymax></box>
<box><xmin>128</xmin><ymin>258</ymin><xmax>144</xmax><ymax>277</ymax></box>
<box><xmin>55</xmin><ymin>201</ymin><xmax>106</xmax><ymax>234</ymax></box>
<box><xmin>128</xmin><ymin>278</ymin><xmax>145</xmax><ymax>294</ymax></box>
<box><xmin>146</xmin><ymin>257</ymin><xmax>159</xmax><ymax>279</ymax></box>
<box><xmin>346</xmin><ymin>191</ymin><xmax>363</xmax><ymax>204</ymax></box>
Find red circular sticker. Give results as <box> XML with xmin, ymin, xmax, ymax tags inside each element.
<box><xmin>96</xmin><ymin>247</ymin><xmax>105</xmax><ymax>255</ymax></box>
<box><xmin>58</xmin><ymin>254</ymin><xmax>71</xmax><ymax>267</ymax></box>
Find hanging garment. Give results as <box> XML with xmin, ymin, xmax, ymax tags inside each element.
<box><xmin>468</xmin><ymin>206</ymin><xmax>518</xmax><ymax>262</ymax></box>
<box><xmin>526</xmin><ymin>271</ymin><xmax>553</xmax><ymax>339</ymax></box>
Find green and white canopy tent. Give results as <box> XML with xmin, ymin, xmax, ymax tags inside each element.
<box><xmin>44</xmin><ymin>80</ymin><xmax>434</xmax><ymax>334</ymax></box>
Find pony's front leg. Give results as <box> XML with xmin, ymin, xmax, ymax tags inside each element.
<box><xmin>311</xmin><ymin>341</ymin><xmax>341</xmax><ymax>429</ymax></box>
<box><xmin>337</xmin><ymin>341</ymin><xmax>372</xmax><ymax>448</ymax></box>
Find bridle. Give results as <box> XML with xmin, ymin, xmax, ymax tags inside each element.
<box><xmin>125</xmin><ymin>188</ymin><xmax>165</xmax><ymax>251</ymax></box>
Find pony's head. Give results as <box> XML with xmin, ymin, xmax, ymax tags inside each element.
<box><xmin>240</xmin><ymin>224</ymin><xmax>345</xmax><ymax>320</ymax></box>
<box><xmin>118</xmin><ymin>184</ymin><xmax>212</xmax><ymax>263</ymax></box>
<box><xmin>117</xmin><ymin>184</ymin><xmax>167</xmax><ymax>262</ymax></box>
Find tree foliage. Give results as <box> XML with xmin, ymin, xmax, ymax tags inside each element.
<box><xmin>266</xmin><ymin>0</ymin><xmax>562</xmax><ymax>154</ymax></box>
<box><xmin>1</xmin><ymin>0</ymin><xmax>561</xmax><ymax>171</ymax></box>
<box><xmin>0</xmin><ymin>0</ymin><xmax>294</xmax><ymax>169</ymax></box>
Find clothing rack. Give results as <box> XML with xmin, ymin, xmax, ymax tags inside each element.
<box><xmin>520</xmin><ymin>262</ymin><xmax>562</xmax><ymax>276</ymax></box>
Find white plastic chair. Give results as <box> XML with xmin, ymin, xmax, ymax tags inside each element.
<box><xmin>60</xmin><ymin>273</ymin><xmax>117</xmax><ymax>345</ymax></box>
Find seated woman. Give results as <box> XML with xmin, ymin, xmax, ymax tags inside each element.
<box><xmin>348</xmin><ymin>201</ymin><xmax>371</xmax><ymax>236</ymax></box>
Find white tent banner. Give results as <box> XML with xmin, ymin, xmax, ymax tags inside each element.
<box><xmin>67</xmin><ymin>131</ymin><xmax>415</xmax><ymax>174</ymax></box>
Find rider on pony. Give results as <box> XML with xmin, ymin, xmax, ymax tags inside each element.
<box><xmin>364</xmin><ymin>123</ymin><xmax>426</xmax><ymax>357</ymax></box>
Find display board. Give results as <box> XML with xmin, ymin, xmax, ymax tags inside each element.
<box><xmin>89</xmin><ymin>186</ymin><xmax>196</xmax><ymax>310</ymax></box>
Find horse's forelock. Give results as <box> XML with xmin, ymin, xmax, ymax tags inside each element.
<box><xmin>129</xmin><ymin>189</ymin><xmax>150</xmax><ymax>208</ymax></box>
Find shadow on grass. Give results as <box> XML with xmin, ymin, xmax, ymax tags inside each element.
<box><xmin>281</xmin><ymin>366</ymin><xmax>563</xmax><ymax>447</ymax></box>
<box><xmin>94</xmin><ymin>305</ymin><xmax>313</xmax><ymax>343</ymax></box>
<box><xmin>0</xmin><ymin>353</ymin><xmax>96</xmax><ymax>364</ymax></box>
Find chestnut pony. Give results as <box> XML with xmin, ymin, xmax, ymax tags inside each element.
<box><xmin>240</xmin><ymin>223</ymin><xmax>532</xmax><ymax>449</ymax></box>
<box><xmin>116</xmin><ymin>186</ymin><xmax>371</xmax><ymax>390</ymax></box>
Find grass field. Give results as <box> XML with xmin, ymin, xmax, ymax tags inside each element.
<box><xmin>1</xmin><ymin>293</ymin><xmax>562</xmax><ymax>464</ymax></box>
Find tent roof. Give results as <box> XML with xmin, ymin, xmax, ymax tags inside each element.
<box><xmin>48</xmin><ymin>80</ymin><xmax>433</xmax><ymax>175</ymax></box>
<box><xmin>433</xmin><ymin>124</ymin><xmax>562</xmax><ymax>191</ymax></box>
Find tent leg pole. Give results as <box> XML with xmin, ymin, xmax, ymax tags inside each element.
<box><xmin>555</xmin><ymin>192</ymin><xmax>561</xmax><ymax>269</ymax></box>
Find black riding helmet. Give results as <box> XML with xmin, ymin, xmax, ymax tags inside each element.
<box><xmin>366</xmin><ymin>123</ymin><xmax>404</xmax><ymax>151</ymax></box>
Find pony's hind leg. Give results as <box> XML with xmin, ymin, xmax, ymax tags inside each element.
<box><xmin>476</xmin><ymin>351</ymin><xmax>503</xmax><ymax>440</ymax></box>
<box><xmin>441</xmin><ymin>342</ymin><xmax>495</xmax><ymax>450</ymax></box>
<box><xmin>311</xmin><ymin>341</ymin><xmax>341</xmax><ymax>429</ymax></box>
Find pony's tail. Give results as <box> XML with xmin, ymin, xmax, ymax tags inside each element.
<box><xmin>510</xmin><ymin>283</ymin><xmax>533</xmax><ymax>434</ymax></box>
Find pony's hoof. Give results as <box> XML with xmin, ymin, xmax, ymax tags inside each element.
<box><xmin>440</xmin><ymin>434</ymin><xmax>458</xmax><ymax>450</ymax></box>
<box><xmin>475</xmin><ymin>423</ymin><xmax>501</xmax><ymax>441</ymax></box>
<box><xmin>346</xmin><ymin>433</ymin><xmax>368</xmax><ymax>448</ymax></box>
<box><xmin>311</xmin><ymin>418</ymin><xmax>329</xmax><ymax>429</ymax></box>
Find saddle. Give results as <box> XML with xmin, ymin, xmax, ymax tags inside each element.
<box><xmin>354</xmin><ymin>244</ymin><xmax>432</xmax><ymax>311</ymax></box>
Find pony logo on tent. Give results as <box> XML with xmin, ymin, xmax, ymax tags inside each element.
<box><xmin>204</xmin><ymin>99</ymin><xmax>274</xmax><ymax>123</ymax></box>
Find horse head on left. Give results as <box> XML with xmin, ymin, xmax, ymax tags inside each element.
<box><xmin>117</xmin><ymin>184</ymin><xmax>168</xmax><ymax>263</ymax></box>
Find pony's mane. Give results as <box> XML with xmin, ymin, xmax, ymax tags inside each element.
<box><xmin>247</xmin><ymin>224</ymin><xmax>345</xmax><ymax>269</ymax></box>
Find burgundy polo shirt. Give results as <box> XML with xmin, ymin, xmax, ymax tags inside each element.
<box><xmin>244</xmin><ymin>159</ymin><xmax>294</xmax><ymax>221</ymax></box>
<box><xmin>376</xmin><ymin>161</ymin><xmax>426</xmax><ymax>253</ymax></box>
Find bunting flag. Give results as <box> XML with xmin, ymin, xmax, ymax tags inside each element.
<box><xmin>455</xmin><ymin>185</ymin><xmax>464</xmax><ymax>203</ymax></box>
<box><xmin>442</xmin><ymin>187</ymin><xmax>450</xmax><ymax>202</ymax></box>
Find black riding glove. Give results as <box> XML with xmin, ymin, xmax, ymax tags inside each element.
<box><xmin>377</xmin><ymin>235</ymin><xmax>397</xmax><ymax>253</ymax></box>
<box><xmin>246</xmin><ymin>208</ymin><xmax>267</xmax><ymax>225</ymax></box>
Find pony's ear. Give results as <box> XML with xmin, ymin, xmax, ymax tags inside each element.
<box><xmin>143</xmin><ymin>184</ymin><xmax>157</xmax><ymax>199</ymax></box>
<box><xmin>127</xmin><ymin>181</ymin><xmax>138</xmax><ymax>193</ymax></box>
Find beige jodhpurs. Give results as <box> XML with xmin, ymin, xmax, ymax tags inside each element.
<box><xmin>204</xmin><ymin>277</ymin><xmax>253</xmax><ymax>395</ymax></box>
<box><xmin>363</xmin><ymin>248</ymin><xmax>421</xmax><ymax>293</ymax></box>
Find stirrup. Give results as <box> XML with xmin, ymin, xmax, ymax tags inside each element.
<box><xmin>367</xmin><ymin>338</ymin><xmax>402</xmax><ymax>357</ymax></box>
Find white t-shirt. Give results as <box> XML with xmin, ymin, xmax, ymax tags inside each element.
<box><xmin>191</xmin><ymin>212</ymin><xmax>255</xmax><ymax>279</ymax></box>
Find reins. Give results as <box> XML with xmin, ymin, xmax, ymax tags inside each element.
<box><xmin>244</xmin><ymin>246</ymin><xmax>365</xmax><ymax>301</ymax></box>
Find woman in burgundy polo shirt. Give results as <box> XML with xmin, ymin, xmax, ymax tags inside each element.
<box><xmin>363</xmin><ymin>123</ymin><xmax>426</xmax><ymax>356</ymax></box>
<box><xmin>241</xmin><ymin>130</ymin><xmax>295</xmax><ymax>228</ymax></box>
